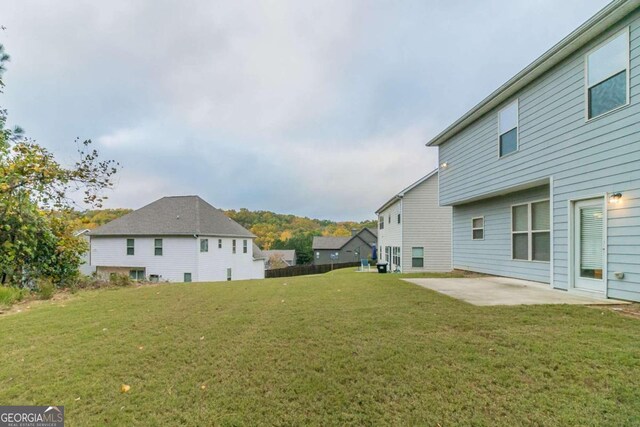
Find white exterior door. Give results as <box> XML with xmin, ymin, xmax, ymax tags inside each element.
<box><xmin>573</xmin><ymin>198</ymin><xmax>605</xmax><ymax>293</ymax></box>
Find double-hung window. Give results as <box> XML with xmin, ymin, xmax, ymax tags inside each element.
<box><xmin>498</xmin><ymin>100</ymin><xmax>518</xmax><ymax>157</ymax></box>
<box><xmin>397</xmin><ymin>214</ymin><xmax>401</xmax><ymax>224</ymax></box>
<box><xmin>154</xmin><ymin>239</ymin><xmax>163</xmax><ymax>256</ymax></box>
<box><xmin>243</xmin><ymin>240</ymin><xmax>248</xmax><ymax>254</ymax></box>
<box><xmin>200</xmin><ymin>239</ymin><xmax>208</xmax><ymax>253</ymax></box>
<box><xmin>379</xmin><ymin>216</ymin><xmax>384</xmax><ymax>230</ymax></box>
<box><xmin>512</xmin><ymin>200</ymin><xmax>550</xmax><ymax>262</ymax></box>
<box><xmin>412</xmin><ymin>247</ymin><xmax>424</xmax><ymax>268</ymax></box>
<box><xmin>472</xmin><ymin>217</ymin><xmax>484</xmax><ymax>240</ymax></box>
<box><xmin>232</xmin><ymin>239</ymin><xmax>236</xmax><ymax>254</ymax></box>
<box><xmin>218</xmin><ymin>239</ymin><xmax>222</xmax><ymax>249</ymax></box>
<box><xmin>126</xmin><ymin>238</ymin><xmax>135</xmax><ymax>255</ymax></box>
<box><xmin>586</xmin><ymin>29</ymin><xmax>629</xmax><ymax>119</ymax></box>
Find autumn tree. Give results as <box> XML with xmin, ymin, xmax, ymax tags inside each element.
<box><xmin>0</xmin><ymin>42</ymin><xmax>118</xmax><ymax>286</ymax></box>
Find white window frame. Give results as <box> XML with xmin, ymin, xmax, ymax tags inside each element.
<box><xmin>497</xmin><ymin>99</ymin><xmax>519</xmax><ymax>159</ymax></box>
<box><xmin>200</xmin><ymin>238</ymin><xmax>208</xmax><ymax>253</ymax></box>
<box><xmin>126</xmin><ymin>238</ymin><xmax>135</xmax><ymax>256</ymax></box>
<box><xmin>471</xmin><ymin>217</ymin><xmax>484</xmax><ymax>241</ymax></box>
<box><xmin>232</xmin><ymin>239</ymin><xmax>236</xmax><ymax>254</ymax></box>
<box><xmin>243</xmin><ymin>239</ymin><xmax>248</xmax><ymax>254</ymax></box>
<box><xmin>154</xmin><ymin>238</ymin><xmax>163</xmax><ymax>256</ymax></box>
<box><xmin>510</xmin><ymin>199</ymin><xmax>550</xmax><ymax>263</ymax></box>
<box><xmin>411</xmin><ymin>247</ymin><xmax>424</xmax><ymax>268</ymax></box>
<box><xmin>379</xmin><ymin>215</ymin><xmax>384</xmax><ymax>230</ymax></box>
<box><xmin>218</xmin><ymin>239</ymin><xmax>222</xmax><ymax>249</ymax></box>
<box><xmin>584</xmin><ymin>27</ymin><xmax>630</xmax><ymax>122</ymax></box>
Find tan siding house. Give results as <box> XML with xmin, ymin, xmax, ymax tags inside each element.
<box><xmin>376</xmin><ymin>170</ymin><xmax>452</xmax><ymax>272</ymax></box>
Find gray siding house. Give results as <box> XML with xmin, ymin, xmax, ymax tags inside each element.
<box><xmin>312</xmin><ymin>228</ymin><xmax>377</xmax><ymax>265</ymax></box>
<box><xmin>375</xmin><ymin>170</ymin><xmax>452</xmax><ymax>272</ymax></box>
<box><xmin>428</xmin><ymin>0</ymin><xmax>640</xmax><ymax>301</ymax></box>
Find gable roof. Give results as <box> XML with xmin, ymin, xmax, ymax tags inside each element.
<box><xmin>312</xmin><ymin>236</ymin><xmax>351</xmax><ymax>250</ymax></box>
<box><xmin>375</xmin><ymin>169</ymin><xmax>438</xmax><ymax>214</ymax></box>
<box><xmin>312</xmin><ymin>228</ymin><xmax>377</xmax><ymax>250</ymax></box>
<box><xmin>252</xmin><ymin>243</ymin><xmax>267</xmax><ymax>260</ymax></box>
<box><xmin>262</xmin><ymin>250</ymin><xmax>296</xmax><ymax>262</ymax></box>
<box><xmin>426</xmin><ymin>0</ymin><xmax>639</xmax><ymax>147</ymax></box>
<box><xmin>88</xmin><ymin>195</ymin><xmax>255</xmax><ymax>238</ymax></box>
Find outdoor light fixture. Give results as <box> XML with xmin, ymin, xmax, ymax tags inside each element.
<box><xmin>440</xmin><ymin>162</ymin><xmax>448</xmax><ymax>169</ymax></box>
<box><xmin>609</xmin><ymin>192</ymin><xmax>622</xmax><ymax>204</ymax></box>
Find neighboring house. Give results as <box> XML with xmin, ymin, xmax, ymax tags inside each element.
<box><xmin>312</xmin><ymin>228</ymin><xmax>377</xmax><ymax>265</ymax></box>
<box><xmin>375</xmin><ymin>170</ymin><xmax>452</xmax><ymax>273</ymax></box>
<box><xmin>263</xmin><ymin>250</ymin><xmax>297</xmax><ymax>269</ymax></box>
<box><xmin>88</xmin><ymin>196</ymin><xmax>265</xmax><ymax>282</ymax></box>
<box><xmin>427</xmin><ymin>0</ymin><xmax>640</xmax><ymax>301</ymax></box>
<box><xmin>74</xmin><ymin>229</ymin><xmax>96</xmax><ymax>277</ymax></box>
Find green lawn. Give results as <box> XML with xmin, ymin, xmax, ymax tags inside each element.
<box><xmin>2</xmin><ymin>269</ymin><xmax>640</xmax><ymax>426</ymax></box>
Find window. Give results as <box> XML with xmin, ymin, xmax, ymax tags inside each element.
<box><xmin>385</xmin><ymin>246</ymin><xmax>391</xmax><ymax>264</ymax></box>
<box><xmin>397</xmin><ymin>213</ymin><xmax>401</xmax><ymax>224</ymax></box>
<box><xmin>154</xmin><ymin>239</ymin><xmax>163</xmax><ymax>256</ymax></box>
<box><xmin>126</xmin><ymin>238</ymin><xmax>135</xmax><ymax>255</ymax></box>
<box><xmin>315</xmin><ymin>251</ymin><xmax>320</xmax><ymax>259</ymax></box>
<box><xmin>200</xmin><ymin>239</ymin><xmax>208</xmax><ymax>253</ymax></box>
<box><xmin>184</xmin><ymin>272</ymin><xmax>192</xmax><ymax>282</ymax></box>
<box><xmin>218</xmin><ymin>239</ymin><xmax>222</xmax><ymax>249</ymax></box>
<box><xmin>412</xmin><ymin>247</ymin><xmax>424</xmax><ymax>268</ymax></box>
<box><xmin>472</xmin><ymin>217</ymin><xmax>484</xmax><ymax>240</ymax></box>
<box><xmin>226</xmin><ymin>268</ymin><xmax>232</xmax><ymax>281</ymax></box>
<box><xmin>243</xmin><ymin>240</ymin><xmax>248</xmax><ymax>254</ymax></box>
<box><xmin>129</xmin><ymin>269</ymin><xmax>144</xmax><ymax>281</ymax></box>
<box><xmin>232</xmin><ymin>239</ymin><xmax>236</xmax><ymax>254</ymax></box>
<box><xmin>379</xmin><ymin>215</ymin><xmax>384</xmax><ymax>230</ymax></box>
<box><xmin>587</xmin><ymin>29</ymin><xmax>629</xmax><ymax>119</ymax></box>
<box><xmin>512</xmin><ymin>200</ymin><xmax>550</xmax><ymax>261</ymax></box>
<box><xmin>498</xmin><ymin>100</ymin><xmax>518</xmax><ymax>157</ymax></box>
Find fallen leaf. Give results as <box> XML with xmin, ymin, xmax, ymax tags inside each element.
<box><xmin>120</xmin><ymin>384</ymin><xmax>131</xmax><ymax>393</ymax></box>
<box><xmin>200</xmin><ymin>336</ymin><xmax>204</xmax><ymax>341</ymax></box>
<box><xmin>200</xmin><ymin>384</ymin><xmax>206</xmax><ymax>390</ymax></box>
<box><xmin>281</xmin><ymin>300</ymin><xmax>285</xmax><ymax>303</ymax></box>
<box><xmin>138</xmin><ymin>346</ymin><xmax>144</xmax><ymax>350</ymax></box>
<box><xmin>75</xmin><ymin>397</ymin><xmax>81</xmax><ymax>401</ymax></box>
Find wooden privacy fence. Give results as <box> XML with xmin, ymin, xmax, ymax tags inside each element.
<box><xmin>265</xmin><ymin>262</ymin><xmax>362</xmax><ymax>278</ymax></box>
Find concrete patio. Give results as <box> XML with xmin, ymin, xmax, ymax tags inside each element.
<box><xmin>403</xmin><ymin>276</ymin><xmax>629</xmax><ymax>306</ymax></box>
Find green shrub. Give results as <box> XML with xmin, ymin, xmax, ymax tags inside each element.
<box><xmin>109</xmin><ymin>273</ymin><xmax>133</xmax><ymax>287</ymax></box>
<box><xmin>37</xmin><ymin>279</ymin><xmax>56</xmax><ymax>300</ymax></box>
<box><xmin>0</xmin><ymin>286</ymin><xmax>29</xmax><ymax>307</ymax></box>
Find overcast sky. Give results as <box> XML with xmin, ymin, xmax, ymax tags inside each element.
<box><xmin>1</xmin><ymin>0</ymin><xmax>610</xmax><ymax>220</ymax></box>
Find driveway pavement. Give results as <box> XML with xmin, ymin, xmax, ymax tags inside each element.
<box><xmin>403</xmin><ymin>276</ymin><xmax>628</xmax><ymax>306</ymax></box>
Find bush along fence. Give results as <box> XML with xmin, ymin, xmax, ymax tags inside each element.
<box><xmin>265</xmin><ymin>262</ymin><xmax>362</xmax><ymax>278</ymax></box>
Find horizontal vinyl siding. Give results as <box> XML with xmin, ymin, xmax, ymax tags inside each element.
<box><xmin>197</xmin><ymin>237</ymin><xmax>263</xmax><ymax>282</ymax></box>
<box><xmin>91</xmin><ymin>236</ymin><xmax>198</xmax><ymax>282</ymax></box>
<box><xmin>438</xmin><ymin>10</ymin><xmax>640</xmax><ymax>301</ymax></box>
<box><xmin>452</xmin><ymin>186</ymin><xmax>550</xmax><ymax>283</ymax></box>
<box><xmin>402</xmin><ymin>174</ymin><xmax>452</xmax><ymax>272</ymax></box>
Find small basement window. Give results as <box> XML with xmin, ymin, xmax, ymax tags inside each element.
<box><xmin>498</xmin><ymin>100</ymin><xmax>518</xmax><ymax>157</ymax></box>
<box><xmin>587</xmin><ymin>29</ymin><xmax>629</xmax><ymax>119</ymax></box>
<box><xmin>472</xmin><ymin>217</ymin><xmax>484</xmax><ymax>240</ymax></box>
<box><xmin>184</xmin><ymin>272</ymin><xmax>192</xmax><ymax>282</ymax></box>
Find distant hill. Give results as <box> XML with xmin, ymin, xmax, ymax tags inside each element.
<box><xmin>76</xmin><ymin>208</ymin><xmax>376</xmax><ymax>265</ymax></box>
